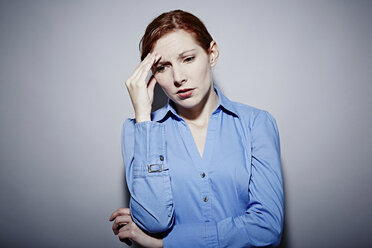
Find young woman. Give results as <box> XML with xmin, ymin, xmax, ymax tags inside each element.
<box><xmin>110</xmin><ymin>9</ymin><xmax>284</xmax><ymax>248</ymax></box>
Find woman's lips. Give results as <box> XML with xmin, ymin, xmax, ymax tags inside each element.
<box><xmin>177</xmin><ymin>88</ymin><xmax>194</xmax><ymax>99</ymax></box>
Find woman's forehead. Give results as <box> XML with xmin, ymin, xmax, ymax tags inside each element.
<box><xmin>152</xmin><ymin>30</ymin><xmax>201</xmax><ymax>55</ymax></box>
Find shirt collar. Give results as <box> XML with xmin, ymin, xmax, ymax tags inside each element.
<box><xmin>152</xmin><ymin>85</ymin><xmax>240</xmax><ymax>122</ymax></box>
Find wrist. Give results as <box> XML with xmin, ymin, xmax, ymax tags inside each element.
<box><xmin>135</xmin><ymin>113</ymin><xmax>151</xmax><ymax>123</ymax></box>
<box><xmin>144</xmin><ymin>236</ymin><xmax>163</xmax><ymax>248</ymax></box>
<box><xmin>154</xmin><ymin>238</ymin><xmax>163</xmax><ymax>248</ymax></box>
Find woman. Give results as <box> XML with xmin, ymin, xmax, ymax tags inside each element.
<box><xmin>110</xmin><ymin>9</ymin><xmax>284</xmax><ymax>247</ymax></box>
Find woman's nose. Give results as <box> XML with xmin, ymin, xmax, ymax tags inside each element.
<box><xmin>172</xmin><ymin>65</ymin><xmax>186</xmax><ymax>86</ymax></box>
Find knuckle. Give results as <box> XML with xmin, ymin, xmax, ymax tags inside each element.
<box><xmin>118</xmin><ymin>233</ymin><xmax>125</xmax><ymax>241</ymax></box>
<box><xmin>117</xmin><ymin>217</ymin><xmax>124</xmax><ymax>224</ymax></box>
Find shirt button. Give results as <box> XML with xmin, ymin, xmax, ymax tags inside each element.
<box><xmin>159</xmin><ymin>155</ymin><xmax>164</xmax><ymax>161</ymax></box>
<box><xmin>203</xmin><ymin>196</ymin><xmax>208</xmax><ymax>202</ymax></box>
<box><xmin>200</xmin><ymin>172</ymin><xmax>206</xmax><ymax>178</ymax></box>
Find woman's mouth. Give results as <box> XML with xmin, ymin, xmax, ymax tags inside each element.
<box><xmin>177</xmin><ymin>88</ymin><xmax>195</xmax><ymax>99</ymax></box>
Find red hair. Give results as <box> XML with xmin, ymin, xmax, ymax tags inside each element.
<box><xmin>139</xmin><ymin>10</ymin><xmax>213</xmax><ymax>61</ymax></box>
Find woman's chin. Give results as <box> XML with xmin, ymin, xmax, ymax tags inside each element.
<box><xmin>174</xmin><ymin>98</ymin><xmax>200</xmax><ymax>109</ymax></box>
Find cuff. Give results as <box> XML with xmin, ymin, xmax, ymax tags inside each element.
<box><xmin>133</xmin><ymin>121</ymin><xmax>168</xmax><ymax>177</ymax></box>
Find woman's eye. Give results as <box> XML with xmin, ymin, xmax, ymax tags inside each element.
<box><xmin>156</xmin><ymin>66</ymin><xmax>166</xmax><ymax>73</ymax></box>
<box><xmin>184</xmin><ymin>56</ymin><xmax>195</xmax><ymax>63</ymax></box>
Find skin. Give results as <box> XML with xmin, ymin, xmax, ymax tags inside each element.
<box><xmin>151</xmin><ymin>29</ymin><xmax>219</xmax><ymax>125</ymax></box>
<box><xmin>110</xmin><ymin>29</ymin><xmax>220</xmax><ymax>247</ymax></box>
<box><xmin>109</xmin><ymin>208</ymin><xmax>162</xmax><ymax>247</ymax></box>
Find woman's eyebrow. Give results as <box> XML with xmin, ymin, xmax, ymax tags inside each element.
<box><xmin>179</xmin><ymin>49</ymin><xmax>196</xmax><ymax>56</ymax></box>
<box><xmin>157</xmin><ymin>49</ymin><xmax>196</xmax><ymax>65</ymax></box>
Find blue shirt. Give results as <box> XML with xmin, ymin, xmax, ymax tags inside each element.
<box><xmin>122</xmin><ymin>85</ymin><xmax>284</xmax><ymax>247</ymax></box>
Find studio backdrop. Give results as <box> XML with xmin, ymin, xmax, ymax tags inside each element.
<box><xmin>1</xmin><ymin>0</ymin><xmax>371</xmax><ymax>247</ymax></box>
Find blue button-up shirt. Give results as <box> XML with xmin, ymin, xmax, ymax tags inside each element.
<box><xmin>122</xmin><ymin>85</ymin><xmax>284</xmax><ymax>247</ymax></box>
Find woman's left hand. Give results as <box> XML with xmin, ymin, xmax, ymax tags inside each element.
<box><xmin>109</xmin><ymin>207</ymin><xmax>163</xmax><ymax>248</ymax></box>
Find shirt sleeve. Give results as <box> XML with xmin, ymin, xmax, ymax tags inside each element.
<box><xmin>121</xmin><ymin>118</ymin><xmax>174</xmax><ymax>233</ymax></box>
<box><xmin>163</xmin><ymin>110</ymin><xmax>284</xmax><ymax>247</ymax></box>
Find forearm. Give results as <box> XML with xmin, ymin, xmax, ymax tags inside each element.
<box><xmin>162</xmin><ymin>210</ymin><xmax>282</xmax><ymax>248</ymax></box>
<box><xmin>217</xmin><ymin>212</ymin><xmax>283</xmax><ymax>247</ymax></box>
<box><xmin>122</xmin><ymin>118</ymin><xmax>174</xmax><ymax>233</ymax></box>
<box><xmin>163</xmin><ymin>222</ymin><xmax>219</xmax><ymax>248</ymax></box>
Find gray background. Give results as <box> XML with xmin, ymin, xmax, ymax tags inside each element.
<box><xmin>1</xmin><ymin>0</ymin><xmax>371</xmax><ymax>247</ymax></box>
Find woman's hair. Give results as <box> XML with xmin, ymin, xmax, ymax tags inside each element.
<box><xmin>139</xmin><ymin>9</ymin><xmax>213</xmax><ymax>61</ymax></box>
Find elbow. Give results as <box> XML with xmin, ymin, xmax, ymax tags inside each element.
<box><xmin>249</xmin><ymin>224</ymin><xmax>282</xmax><ymax>247</ymax></box>
<box><xmin>265</xmin><ymin>217</ymin><xmax>283</xmax><ymax>247</ymax></box>
<box><xmin>153</xmin><ymin>218</ymin><xmax>174</xmax><ymax>233</ymax></box>
<box><xmin>250</xmin><ymin>210</ymin><xmax>283</xmax><ymax>247</ymax></box>
<box><xmin>253</xmin><ymin>224</ymin><xmax>282</xmax><ymax>247</ymax></box>
<box><xmin>130</xmin><ymin>203</ymin><xmax>174</xmax><ymax>233</ymax></box>
<box><xmin>268</xmin><ymin>228</ymin><xmax>282</xmax><ymax>247</ymax></box>
<box><xmin>144</xmin><ymin>212</ymin><xmax>174</xmax><ymax>233</ymax></box>
<box><xmin>265</xmin><ymin>213</ymin><xmax>283</xmax><ymax>247</ymax></box>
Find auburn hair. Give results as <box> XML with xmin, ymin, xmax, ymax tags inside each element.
<box><xmin>139</xmin><ymin>9</ymin><xmax>213</xmax><ymax>61</ymax></box>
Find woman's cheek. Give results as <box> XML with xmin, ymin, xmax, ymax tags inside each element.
<box><xmin>154</xmin><ymin>74</ymin><xmax>165</xmax><ymax>87</ymax></box>
<box><xmin>190</xmin><ymin>60</ymin><xmax>209</xmax><ymax>80</ymax></box>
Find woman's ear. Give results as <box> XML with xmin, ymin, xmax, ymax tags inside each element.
<box><xmin>209</xmin><ymin>40</ymin><xmax>219</xmax><ymax>67</ymax></box>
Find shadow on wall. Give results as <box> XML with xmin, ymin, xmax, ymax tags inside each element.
<box><xmin>279</xmin><ymin>158</ymin><xmax>289</xmax><ymax>248</ymax></box>
<box><xmin>122</xmin><ymin>86</ymin><xmax>290</xmax><ymax>247</ymax></box>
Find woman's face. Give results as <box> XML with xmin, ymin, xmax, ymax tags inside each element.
<box><xmin>151</xmin><ymin>29</ymin><xmax>218</xmax><ymax>111</ymax></box>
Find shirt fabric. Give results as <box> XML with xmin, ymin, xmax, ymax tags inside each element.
<box><xmin>121</xmin><ymin>85</ymin><xmax>284</xmax><ymax>247</ymax></box>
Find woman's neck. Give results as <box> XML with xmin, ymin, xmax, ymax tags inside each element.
<box><xmin>176</xmin><ymin>85</ymin><xmax>219</xmax><ymax>127</ymax></box>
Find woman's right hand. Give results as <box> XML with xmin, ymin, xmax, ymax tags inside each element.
<box><xmin>110</xmin><ymin>207</ymin><xmax>163</xmax><ymax>248</ymax></box>
<box><xmin>125</xmin><ymin>52</ymin><xmax>162</xmax><ymax>123</ymax></box>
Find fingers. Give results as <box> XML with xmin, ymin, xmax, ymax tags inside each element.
<box><xmin>124</xmin><ymin>52</ymin><xmax>162</xmax><ymax>117</ymax></box>
<box><xmin>130</xmin><ymin>52</ymin><xmax>152</xmax><ymax>77</ymax></box>
<box><xmin>109</xmin><ymin>207</ymin><xmax>130</xmax><ymax>221</ymax></box>
<box><xmin>129</xmin><ymin>53</ymin><xmax>162</xmax><ymax>88</ymax></box>
<box><xmin>117</xmin><ymin>222</ymin><xmax>138</xmax><ymax>245</ymax></box>
<box><xmin>118</xmin><ymin>230</ymin><xmax>134</xmax><ymax>245</ymax></box>
<box><xmin>115</xmin><ymin>216</ymin><xmax>157</xmax><ymax>247</ymax></box>
<box><xmin>112</xmin><ymin>215</ymin><xmax>133</xmax><ymax>235</ymax></box>
<box><xmin>130</xmin><ymin>53</ymin><xmax>154</xmax><ymax>80</ymax></box>
<box><xmin>131</xmin><ymin>53</ymin><xmax>154</xmax><ymax>80</ymax></box>
<box><xmin>126</xmin><ymin>53</ymin><xmax>152</xmax><ymax>88</ymax></box>
<box><xmin>123</xmin><ymin>238</ymin><xmax>133</xmax><ymax>246</ymax></box>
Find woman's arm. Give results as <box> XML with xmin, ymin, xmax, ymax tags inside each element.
<box><xmin>122</xmin><ymin>118</ymin><xmax>174</xmax><ymax>233</ymax></box>
<box><xmin>110</xmin><ymin>207</ymin><xmax>163</xmax><ymax>248</ymax></box>
<box><xmin>163</xmin><ymin>110</ymin><xmax>284</xmax><ymax>247</ymax></box>
<box><xmin>118</xmin><ymin>52</ymin><xmax>174</xmax><ymax>234</ymax></box>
